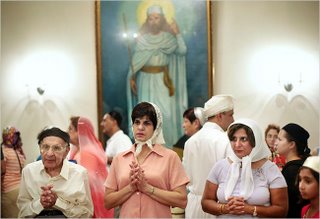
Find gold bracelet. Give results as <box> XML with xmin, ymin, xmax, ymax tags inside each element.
<box><xmin>219</xmin><ymin>204</ymin><xmax>224</xmax><ymax>215</ymax></box>
<box><xmin>253</xmin><ymin>206</ymin><xmax>257</xmax><ymax>217</ymax></box>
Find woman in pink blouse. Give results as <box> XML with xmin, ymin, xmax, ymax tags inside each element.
<box><xmin>104</xmin><ymin>102</ymin><xmax>189</xmax><ymax>218</ymax></box>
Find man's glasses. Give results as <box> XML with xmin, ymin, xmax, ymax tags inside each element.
<box><xmin>39</xmin><ymin>144</ymin><xmax>67</xmax><ymax>153</ymax></box>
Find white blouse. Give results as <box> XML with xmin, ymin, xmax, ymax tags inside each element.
<box><xmin>207</xmin><ymin>158</ymin><xmax>287</xmax><ymax>217</ymax></box>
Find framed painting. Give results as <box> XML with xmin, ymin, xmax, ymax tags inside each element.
<box><xmin>95</xmin><ymin>0</ymin><xmax>212</xmax><ymax>146</ymax></box>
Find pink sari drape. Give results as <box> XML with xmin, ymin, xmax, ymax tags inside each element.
<box><xmin>77</xmin><ymin>117</ymin><xmax>114</xmax><ymax>218</ymax></box>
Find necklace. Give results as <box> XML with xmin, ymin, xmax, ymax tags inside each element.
<box><xmin>303</xmin><ymin>207</ymin><xmax>310</xmax><ymax>218</ymax></box>
<box><xmin>303</xmin><ymin>205</ymin><xmax>317</xmax><ymax>218</ymax></box>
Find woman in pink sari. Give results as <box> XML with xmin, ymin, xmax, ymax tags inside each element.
<box><xmin>68</xmin><ymin>116</ymin><xmax>114</xmax><ymax>218</ymax></box>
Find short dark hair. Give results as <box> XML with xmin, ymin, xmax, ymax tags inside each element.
<box><xmin>282</xmin><ymin>123</ymin><xmax>310</xmax><ymax>160</ymax></box>
<box><xmin>70</xmin><ymin>116</ymin><xmax>80</xmax><ymax>131</ymax></box>
<box><xmin>131</xmin><ymin>102</ymin><xmax>157</xmax><ymax>130</ymax></box>
<box><xmin>37</xmin><ymin>127</ymin><xmax>70</xmax><ymax>145</ymax></box>
<box><xmin>228</xmin><ymin>124</ymin><xmax>255</xmax><ymax>147</ymax></box>
<box><xmin>108</xmin><ymin>111</ymin><xmax>122</xmax><ymax>127</ymax></box>
<box><xmin>183</xmin><ymin>108</ymin><xmax>197</xmax><ymax>123</ymax></box>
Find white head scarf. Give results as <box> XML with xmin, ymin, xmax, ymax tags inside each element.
<box><xmin>134</xmin><ymin>102</ymin><xmax>165</xmax><ymax>156</ymax></box>
<box><xmin>194</xmin><ymin>107</ymin><xmax>206</xmax><ymax>126</ymax></box>
<box><xmin>204</xmin><ymin>95</ymin><xmax>234</xmax><ymax>119</ymax></box>
<box><xmin>224</xmin><ymin>118</ymin><xmax>271</xmax><ymax>200</ymax></box>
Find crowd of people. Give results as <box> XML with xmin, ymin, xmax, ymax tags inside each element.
<box><xmin>1</xmin><ymin>94</ymin><xmax>319</xmax><ymax>218</ymax></box>
<box><xmin>1</xmin><ymin>4</ymin><xmax>319</xmax><ymax>217</ymax></box>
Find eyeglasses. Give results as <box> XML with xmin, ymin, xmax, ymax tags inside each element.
<box><xmin>40</xmin><ymin>144</ymin><xmax>67</xmax><ymax>153</ymax></box>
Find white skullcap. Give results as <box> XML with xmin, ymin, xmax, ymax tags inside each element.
<box><xmin>147</xmin><ymin>5</ymin><xmax>163</xmax><ymax>15</ymax></box>
<box><xmin>303</xmin><ymin>156</ymin><xmax>320</xmax><ymax>174</ymax></box>
<box><xmin>204</xmin><ymin>95</ymin><xmax>234</xmax><ymax>118</ymax></box>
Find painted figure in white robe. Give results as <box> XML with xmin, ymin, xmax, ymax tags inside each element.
<box><xmin>126</xmin><ymin>5</ymin><xmax>188</xmax><ymax>147</ymax></box>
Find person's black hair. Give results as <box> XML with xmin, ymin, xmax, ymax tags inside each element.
<box><xmin>282</xmin><ymin>123</ymin><xmax>311</xmax><ymax>161</ymax></box>
<box><xmin>296</xmin><ymin>166</ymin><xmax>319</xmax><ymax>204</ymax></box>
<box><xmin>183</xmin><ymin>108</ymin><xmax>197</xmax><ymax>123</ymax></box>
<box><xmin>109</xmin><ymin>111</ymin><xmax>122</xmax><ymax>127</ymax></box>
<box><xmin>131</xmin><ymin>102</ymin><xmax>157</xmax><ymax>130</ymax></box>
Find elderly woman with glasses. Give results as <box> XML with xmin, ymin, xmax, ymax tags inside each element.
<box><xmin>202</xmin><ymin>118</ymin><xmax>288</xmax><ymax>217</ymax></box>
<box><xmin>104</xmin><ymin>102</ymin><xmax>189</xmax><ymax>218</ymax></box>
<box><xmin>17</xmin><ymin>127</ymin><xmax>93</xmax><ymax>218</ymax></box>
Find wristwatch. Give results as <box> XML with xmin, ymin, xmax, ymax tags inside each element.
<box><xmin>253</xmin><ymin>206</ymin><xmax>257</xmax><ymax>217</ymax></box>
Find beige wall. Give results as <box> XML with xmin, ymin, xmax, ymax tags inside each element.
<box><xmin>1</xmin><ymin>1</ymin><xmax>98</xmax><ymax>163</ymax></box>
<box><xmin>1</xmin><ymin>1</ymin><xmax>319</xmax><ymax>164</ymax></box>
<box><xmin>212</xmin><ymin>1</ymin><xmax>319</xmax><ymax>149</ymax></box>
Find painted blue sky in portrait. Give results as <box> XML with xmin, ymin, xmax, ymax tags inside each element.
<box><xmin>100</xmin><ymin>0</ymin><xmax>209</xmax><ymax>133</ymax></box>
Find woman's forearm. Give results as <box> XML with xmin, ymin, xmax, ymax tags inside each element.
<box><xmin>243</xmin><ymin>204</ymin><xmax>287</xmax><ymax>217</ymax></box>
<box><xmin>104</xmin><ymin>185</ymin><xmax>134</xmax><ymax>209</ymax></box>
<box><xmin>201</xmin><ymin>198</ymin><xmax>221</xmax><ymax>215</ymax></box>
<box><xmin>146</xmin><ymin>185</ymin><xmax>187</xmax><ymax>209</ymax></box>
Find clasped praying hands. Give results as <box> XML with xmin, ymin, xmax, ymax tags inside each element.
<box><xmin>226</xmin><ymin>196</ymin><xmax>245</xmax><ymax>215</ymax></box>
<box><xmin>40</xmin><ymin>185</ymin><xmax>58</xmax><ymax>208</ymax></box>
<box><xmin>129</xmin><ymin>161</ymin><xmax>153</xmax><ymax>195</ymax></box>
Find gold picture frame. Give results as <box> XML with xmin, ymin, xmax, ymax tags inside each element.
<box><xmin>95</xmin><ymin>0</ymin><xmax>212</xmax><ymax>142</ymax></box>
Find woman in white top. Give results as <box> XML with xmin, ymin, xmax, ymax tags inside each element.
<box><xmin>201</xmin><ymin>118</ymin><xmax>288</xmax><ymax>217</ymax></box>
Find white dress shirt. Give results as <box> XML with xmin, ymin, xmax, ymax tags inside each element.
<box><xmin>17</xmin><ymin>159</ymin><xmax>93</xmax><ymax>218</ymax></box>
<box><xmin>105</xmin><ymin>130</ymin><xmax>132</xmax><ymax>159</ymax></box>
<box><xmin>183</xmin><ymin>122</ymin><xmax>232</xmax><ymax>218</ymax></box>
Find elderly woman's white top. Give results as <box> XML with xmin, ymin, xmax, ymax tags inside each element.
<box><xmin>207</xmin><ymin>158</ymin><xmax>287</xmax><ymax>217</ymax></box>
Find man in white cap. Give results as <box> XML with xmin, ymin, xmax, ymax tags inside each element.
<box><xmin>183</xmin><ymin>94</ymin><xmax>234</xmax><ymax>218</ymax></box>
<box><xmin>127</xmin><ymin>4</ymin><xmax>188</xmax><ymax>148</ymax></box>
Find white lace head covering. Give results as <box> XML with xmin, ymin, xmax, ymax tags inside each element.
<box><xmin>194</xmin><ymin>107</ymin><xmax>206</xmax><ymax>126</ymax></box>
<box><xmin>134</xmin><ymin>102</ymin><xmax>165</xmax><ymax>156</ymax></box>
<box><xmin>224</xmin><ymin>118</ymin><xmax>271</xmax><ymax>200</ymax></box>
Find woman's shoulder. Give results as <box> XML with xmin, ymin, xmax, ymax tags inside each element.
<box><xmin>208</xmin><ymin>158</ymin><xmax>229</xmax><ymax>179</ymax></box>
<box><xmin>2</xmin><ymin>146</ymin><xmax>13</xmax><ymax>153</ymax></box>
<box><xmin>160</xmin><ymin>144</ymin><xmax>179</xmax><ymax>156</ymax></box>
<box><xmin>213</xmin><ymin>158</ymin><xmax>230</xmax><ymax>170</ymax></box>
<box><xmin>282</xmin><ymin>159</ymin><xmax>303</xmax><ymax>174</ymax></box>
<box><xmin>260</xmin><ymin>159</ymin><xmax>276</xmax><ymax>168</ymax></box>
<box><xmin>155</xmin><ymin>144</ymin><xmax>182</xmax><ymax>161</ymax></box>
<box><xmin>259</xmin><ymin>159</ymin><xmax>284</xmax><ymax>175</ymax></box>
